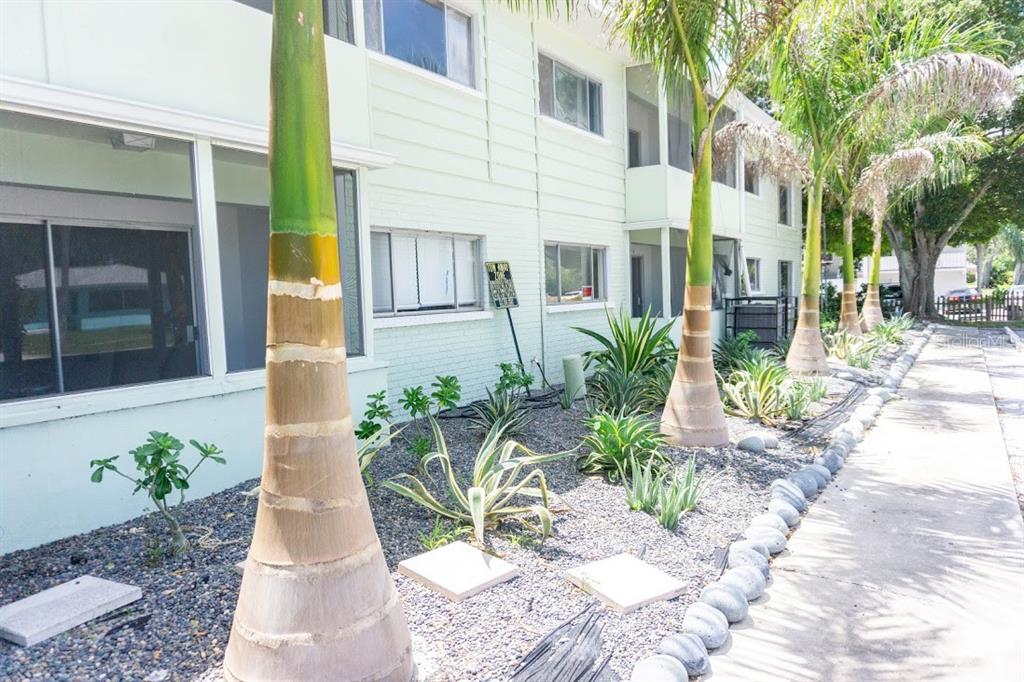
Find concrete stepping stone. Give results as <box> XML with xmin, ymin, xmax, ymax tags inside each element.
<box><xmin>700</xmin><ymin>582</ymin><xmax>749</xmax><ymax>623</ymax></box>
<box><xmin>720</xmin><ymin>565</ymin><xmax>766</xmax><ymax>600</ymax></box>
<box><xmin>565</xmin><ymin>553</ymin><xmax>684</xmax><ymax>614</ymax></box>
<box><xmin>0</xmin><ymin>575</ymin><xmax>142</xmax><ymax>647</ymax></box>
<box><xmin>750</xmin><ymin>512</ymin><xmax>789</xmax><ymax>534</ymax></box>
<box><xmin>658</xmin><ymin>632</ymin><xmax>710</xmax><ymax>677</ymax></box>
<box><xmin>681</xmin><ymin>602</ymin><xmax>730</xmax><ymax>650</ymax></box>
<box><xmin>398</xmin><ymin>541</ymin><xmax>517</xmax><ymax>602</ymax></box>
<box><xmin>768</xmin><ymin>498</ymin><xmax>800</xmax><ymax>527</ymax></box>
<box><xmin>630</xmin><ymin>653</ymin><xmax>689</xmax><ymax>682</ymax></box>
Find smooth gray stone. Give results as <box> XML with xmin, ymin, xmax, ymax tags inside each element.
<box><xmin>760</xmin><ymin>433</ymin><xmax>779</xmax><ymax>449</ymax></box>
<box><xmin>743</xmin><ymin>526</ymin><xmax>787</xmax><ymax>554</ymax></box>
<box><xmin>853</xmin><ymin>407</ymin><xmax>877</xmax><ymax>426</ymax></box>
<box><xmin>826</xmin><ymin>440</ymin><xmax>850</xmax><ymax>457</ymax></box>
<box><xmin>750</xmin><ymin>512</ymin><xmax>789</xmax><ymax>534</ymax></box>
<box><xmin>657</xmin><ymin>632</ymin><xmax>710</xmax><ymax>677</ymax></box>
<box><xmin>815</xmin><ymin>451</ymin><xmax>844</xmax><ymax>474</ymax></box>
<box><xmin>787</xmin><ymin>471</ymin><xmax>819</xmax><ymax>498</ymax></box>
<box><xmin>731</xmin><ymin>539</ymin><xmax>770</xmax><ymax>559</ymax></box>
<box><xmin>840</xmin><ymin>419</ymin><xmax>865</xmax><ymax>439</ymax></box>
<box><xmin>798</xmin><ymin>465</ymin><xmax>828</xmax><ymax>490</ymax></box>
<box><xmin>630</xmin><ymin>654</ymin><xmax>689</xmax><ymax>682</ymax></box>
<box><xmin>768</xmin><ymin>498</ymin><xmax>800</xmax><ymax>527</ymax></box>
<box><xmin>727</xmin><ymin>546</ymin><xmax>770</xmax><ymax>580</ymax></box>
<box><xmin>720</xmin><ymin>565</ymin><xmax>767</xmax><ymax>600</ymax></box>
<box><xmin>807</xmin><ymin>464</ymin><xmax>833</xmax><ymax>486</ymax></box>
<box><xmin>771</xmin><ymin>485</ymin><xmax>808</xmax><ymax>512</ymax></box>
<box><xmin>837</xmin><ymin>370</ymin><xmax>857</xmax><ymax>381</ymax></box>
<box><xmin>700</xmin><ymin>582</ymin><xmax>749</xmax><ymax>623</ymax></box>
<box><xmin>771</xmin><ymin>478</ymin><xmax>808</xmax><ymax>507</ymax></box>
<box><xmin>883</xmin><ymin>377</ymin><xmax>899</xmax><ymax>389</ymax></box>
<box><xmin>863</xmin><ymin>395</ymin><xmax>884</xmax><ymax>409</ymax></box>
<box><xmin>867</xmin><ymin>386</ymin><xmax>892</xmax><ymax>399</ymax></box>
<box><xmin>681</xmin><ymin>602</ymin><xmax>729</xmax><ymax>650</ymax></box>
<box><xmin>736</xmin><ymin>435</ymin><xmax>765</xmax><ymax>454</ymax></box>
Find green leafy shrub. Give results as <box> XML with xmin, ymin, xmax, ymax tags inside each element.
<box><xmin>575</xmin><ymin>307</ymin><xmax>675</xmax><ymax>414</ymax></box>
<box><xmin>803</xmin><ymin>377</ymin><xmax>828</xmax><ymax>403</ymax></box>
<box><xmin>656</xmin><ymin>455</ymin><xmax>716</xmax><ymax>531</ymax></box>
<box><xmin>399</xmin><ymin>386</ymin><xmax>431</xmax><ymax>419</ymax></box>
<box><xmin>355</xmin><ymin>390</ymin><xmax>392</xmax><ymax>440</ymax></box>
<box><xmin>384</xmin><ymin>417</ymin><xmax>572</xmax><ymax>544</ymax></box>
<box><xmin>89</xmin><ymin>432</ymin><xmax>225</xmax><ymax>554</ymax></box>
<box><xmin>496</xmin><ymin>362</ymin><xmax>534</xmax><ymax>397</ymax></box>
<box><xmin>470</xmin><ymin>388</ymin><xmax>532</xmax><ymax>435</ymax></box>
<box><xmin>846</xmin><ymin>346</ymin><xmax>877</xmax><ymax>369</ymax></box>
<box><xmin>430</xmin><ymin>375</ymin><xmax>462</xmax><ymax>414</ymax></box>
<box><xmin>869</xmin><ymin>314</ymin><xmax>914</xmax><ymax>345</ymax></box>
<box><xmin>782</xmin><ymin>382</ymin><xmax>811</xmax><ymax>420</ymax></box>
<box><xmin>713</xmin><ymin>330</ymin><xmax>759</xmax><ymax>377</ymax></box>
<box><xmin>623</xmin><ymin>456</ymin><xmax>662</xmax><ymax>513</ymax></box>
<box><xmin>721</xmin><ymin>355</ymin><xmax>789</xmax><ymax>424</ymax></box>
<box><xmin>578</xmin><ymin>411</ymin><xmax>669</xmax><ymax>480</ymax></box>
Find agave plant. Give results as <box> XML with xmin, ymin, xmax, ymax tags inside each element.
<box><xmin>470</xmin><ymin>388</ymin><xmax>532</xmax><ymax>436</ymax></box>
<box><xmin>579</xmin><ymin>410</ymin><xmax>670</xmax><ymax>480</ymax></box>
<box><xmin>623</xmin><ymin>456</ymin><xmax>662</xmax><ymax>514</ymax></box>
<box><xmin>357</xmin><ymin>424</ymin><xmax>404</xmax><ymax>485</ymax></box>
<box><xmin>721</xmin><ymin>358</ymin><xmax>790</xmax><ymax>424</ymax></box>
<box><xmin>657</xmin><ymin>455</ymin><xmax>717</xmax><ymax>531</ymax></box>
<box><xmin>869</xmin><ymin>314</ymin><xmax>914</xmax><ymax>345</ymax></box>
<box><xmin>712</xmin><ymin>330</ymin><xmax>760</xmax><ymax>377</ymax></box>
<box><xmin>384</xmin><ymin>417</ymin><xmax>571</xmax><ymax>544</ymax></box>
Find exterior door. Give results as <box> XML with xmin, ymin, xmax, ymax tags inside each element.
<box><xmin>631</xmin><ymin>256</ymin><xmax>643</xmax><ymax>317</ymax></box>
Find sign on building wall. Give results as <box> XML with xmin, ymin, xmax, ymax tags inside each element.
<box><xmin>485</xmin><ymin>261</ymin><xmax>519</xmax><ymax>309</ymax></box>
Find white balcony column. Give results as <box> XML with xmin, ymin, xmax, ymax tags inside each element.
<box><xmin>661</xmin><ymin>225</ymin><xmax>673</xmax><ymax>318</ymax></box>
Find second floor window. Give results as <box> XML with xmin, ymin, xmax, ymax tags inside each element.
<box><xmin>234</xmin><ymin>0</ymin><xmax>354</xmax><ymax>43</ymax></box>
<box><xmin>744</xmin><ymin>162</ymin><xmax>759</xmax><ymax>195</ymax></box>
<box><xmin>746</xmin><ymin>257</ymin><xmax>762</xmax><ymax>293</ymax></box>
<box><xmin>539</xmin><ymin>55</ymin><xmax>603</xmax><ymax>135</ymax></box>
<box><xmin>779</xmin><ymin>183</ymin><xmax>792</xmax><ymax>225</ymax></box>
<box><xmin>364</xmin><ymin>0</ymin><xmax>474</xmax><ymax>87</ymax></box>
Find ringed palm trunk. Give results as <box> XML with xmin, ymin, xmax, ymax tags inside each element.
<box><xmin>837</xmin><ymin>209</ymin><xmax>863</xmax><ymax>336</ymax></box>
<box><xmin>785</xmin><ymin>174</ymin><xmax>829</xmax><ymax>374</ymax></box>
<box><xmin>861</xmin><ymin>217</ymin><xmax>885</xmax><ymax>330</ymax></box>
<box><xmin>660</xmin><ymin>107</ymin><xmax>729</xmax><ymax>447</ymax></box>
<box><xmin>224</xmin><ymin>1</ymin><xmax>414</xmax><ymax>679</ymax></box>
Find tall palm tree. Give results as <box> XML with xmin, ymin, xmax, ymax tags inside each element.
<box><xmin>768</xmin><ymin>0</ymin><xmax>1013</xmax><ymax>371</ymax></box>
<box><xmin>614</xmin><ymin>0</ymin><xmax>800</xmax><ymax>446</ymax></box>
<box><xmin>223</xmin><ymin>1</ymin><xmax>414</xmax><ymax>679</ymax></box>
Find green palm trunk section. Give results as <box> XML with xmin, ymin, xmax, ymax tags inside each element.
<box><xmin>801</xmin><ymin>176</ymin><xmax>825</xmax><ymax>299</ymax></box>
<box><xmin>686</xmin><ymin>106</ymin><xmax>713</xmax><ymax>286</ymax></box>
<box><xmin>869</xmin><ymin>237</ymin><xmax>882</xmax><ymax>286</ymax></box>
<box><xmin>841</xmin><ymin>212</ymin><xmax>855</xmax><ymax>285</ymax></box>
<box><xmin>269</xmin><ymin>0</ymin><xmax>337</xmax><ymax>240</ymax></box>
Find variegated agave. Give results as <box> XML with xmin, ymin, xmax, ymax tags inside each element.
<box><xmin>383</xmin><ymin>417</ymin><xmax>572</xmax><ymax>544</ymax></box>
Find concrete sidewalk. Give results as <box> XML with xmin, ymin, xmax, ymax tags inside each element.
<box><xmin>707</xmin><ymin>327</ymin><xmax>1024</xmax><ymax>681</ymax></box>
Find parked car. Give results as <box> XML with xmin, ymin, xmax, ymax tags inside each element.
<box><xmin>944</xmin><ymin>287</ymin><xmax>982</xmax><ymax>315</ymax></box>
<box><xmin>1008</xmin><ymin>284</ymin><xmax>1024</xmax><ymax>320</ymax></box>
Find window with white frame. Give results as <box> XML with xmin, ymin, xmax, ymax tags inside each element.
<box><xmin>538</xmin><ymin>55</ymin><xmax>603</xmax><ymax>135</ymax></box>
<box><xmin>746</xmin><ymin>257</ymin><xmax>762</xmax><ymax>292</ymax></box>
<box><xmin>363</xmin><ymin>0</ymin><xmax>474</xmax><ymax>87</ymax></box>
<box><xmin>778</xmin><ymin>260</ymin><xmax>792</xmax><ymax>298</ymax></box>
<box><xmin>778</xmin><ymin>183</ymin><xmax>792</xmax><ymax>225</ymax></box>
<box><xmin>213</xmin><ymin>148</ymin><xmax>364</xmax><ymax>370</ymax></box>
<box><xmin>234</xmin><ymin>0</ymin><xmax>355</xmax><ymax>43</ymax></box>
<box><xmin>712</xmin><ymin>107</ymin><xmax>737</xmax><ymax>187</ymax></box>
<box><xmin>744</xmin><ymin>161</ymin><xmax>759</xmax><ymax>195</ymax></box>
<box><xmin>370</xmin><ymin>229</ymin><xmax>481</xmax><ymax>315</ymax></box>
<box><xmin>0</xmin><ymin>110</ymin><xmax>201</xmax><ymax>401</ymax></box>
<box><xmin>545</xmin><ymin>243</ymin><xmax>607</xmax><ymax>305</ymax></box>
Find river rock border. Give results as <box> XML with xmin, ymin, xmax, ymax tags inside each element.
<box><xmin>629</xmin><ymin>323</ymin><xmax>938</xmax><ymax>680</ymax></box>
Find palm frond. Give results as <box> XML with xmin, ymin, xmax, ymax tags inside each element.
<box><xmin>713</xmin><ymin>120</ymin><xmax>811</xmax><ymax>182</ymax></box>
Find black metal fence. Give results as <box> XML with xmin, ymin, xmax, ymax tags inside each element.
<box><xmin>935</xmin><ymin>292</ymin><xmax>1024</xmax><ymax>323</ymax></box>
<box><xmin>725</xmin><ymin>296</ymin><xmax>798</xmax><ymax>346</ymax></box>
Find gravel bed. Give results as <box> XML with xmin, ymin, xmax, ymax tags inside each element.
<box><xmin>0</xmin><ymin>332</ymin><xmax>921</xmax><ymax>681</ymax></box>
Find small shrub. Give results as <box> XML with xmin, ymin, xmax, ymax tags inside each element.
<box><xmin>384</xmin><ymin>417</ymin><xmax>573</xmax><ymax>544</ymax></box>
<box><xmin>804</xmin><ymin>377</ymin><xmax>828</xmax><ymax>403</ymax></box>
<box><xmin>782</xmin><ymin>383</ymin><xmax>811</xmax><ymax>421</ymax></box>
<box><xmin>419</xmin><ymin>516</ymin><xmax>467</xmax><ymax>551</ymax></box>
<box><xmin>657</xmin><ymin>455</ymin><xmax>716</xmax><ymax>531</ymax></box>
<box><xmin>721</xmin><ymin>355</ymin><xmax>789</xmax><ymax>424</ymax></box>
<box><xmin>579</xmin><ymin>411</ymin><xmax>670</xmax><ymax>480</ymax></box>
<box><xmin>559</xmin><ymin>385</ymin><xmax>579</xmax><ymax>410</ymax></box>
<box><xmin>847</xmin><ymin>346</ymin><xmax>877</xmax><ymax>369</ymax></box>
<box><xmin>623</xmin><ymin>456</ymin><xmax>662</xmax><ymax>514</ymax></box>
<box><xmin>587</xmin><ymin>367</ymin><xmax>649</xmax><ymax>415</ymax></box>
<box><xmin>713</xmin><ymin>330</ymin><xmax>759</xmax><ymax>377</ymax></box>
<box><xmin>496</xmin><ymin>362</ymin><xmax>534</xmax><ymax>397</ymax></box>
<box><xmin>470</xmin><ymin>388</ymin><xmax>532</xmax><ymax>435</ymax></box>
<box><xmin>430</xmin><ymin>375</ymin><xmax>462</xmax><ymax>415</ymax></box>
<box><xmin>355</xmin><ymin>390</ymin><xmax>392</xmax><ymax>440</ymax></box>
<box><xmin>869</xmin><ymin>314</ymin><xmax>914</xmax><ymax>345</ymax></box>
<box><xmin>399</xmin><ymin>386</ymin><xmax>431</xmax><ymax>419</ymax></box>
<box><xmin>89</xmin><ymin>432</ymin><xmax>226</xmax><ymax>554</ymax></box>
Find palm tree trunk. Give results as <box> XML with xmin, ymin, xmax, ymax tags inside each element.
<box><xmin>660</xmin><ymin>104</ymin><xmax>729</xmax><ymax>447</ymax></box>
<box><xmin>838</xmin><ymin>208</ymin><xmax>862</xmax><ymax>336</ymax></box>
<box><xmin>786</xmin><ymin>174</ymin><xmax>829</xmax><ymax>374</ymax></box>
<box><xmin>224</xmin><ymin>1</ymin><xmax>414</xmax><ymax>679</ymax></box>
<box><xmin>861</xmin><ymin>216</ymin><xmax>884</xmax><ymax>330</ymax></box>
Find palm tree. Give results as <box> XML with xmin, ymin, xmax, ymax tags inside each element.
<box><xmin>1003</xmin><ymin>224</ymin><xmax>1024</xmax><ymax>285</ymax></box>
<box><xmin>223</xmin><ymin>1</ymin><xmax>415</xmax><ymax>679</ymax></box>
<box><xmin>768</xmin><ymin>0</ymin><xmax>1014</xmax><ymax>371</ymax></box>
<box><xmin>614</xmin><ymin>0</ymin><xmax>800</xmax><ymax>446</ymax></box>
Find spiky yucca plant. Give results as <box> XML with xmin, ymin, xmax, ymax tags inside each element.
<box><xmin>384</xmin><ymin>418</ymin><xmax>571</xmax><ymax>544</ymax></box>
<box><xmin>579</xmin><ymin>411</ymin><xmax>670</xmax><ymax>481</ymax></box>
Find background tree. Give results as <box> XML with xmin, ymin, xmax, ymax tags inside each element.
<box><xmin>223</xmin><ymin>0</ymin><xmax>415</xmax><ymax>679</ymax></box>
<box><xmin>614</xmin><ymin>0</ymin><xmax>799</xmax><ymax>446</ymax></box>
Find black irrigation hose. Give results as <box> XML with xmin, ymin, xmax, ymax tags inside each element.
<box><xmin>784</xmin><ymin>382</ymin><xmax>866</xmax><ymax>445</ymax></box>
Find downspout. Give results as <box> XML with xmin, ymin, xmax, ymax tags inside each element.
<box><xmin>530</xmin><ymin>17</ymin><xmax>546</xmax><ymax>375</ymax></box>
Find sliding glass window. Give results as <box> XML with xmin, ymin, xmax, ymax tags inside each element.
<box><xmin>0</xmin><ymin>110</ymin><xmax>200</xmax><ymax>401</ymax></box>
<box><xmin>370</xmin><ymin>229</ymin><xmax>481</xmax><ymax>316</ymax></box>
<box><xmin>213</xmin><ymin>147</ymin><xmax>364</xmax><ymax>370</ymax></box>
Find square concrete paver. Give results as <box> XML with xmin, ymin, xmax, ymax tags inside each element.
<box><xmin>398</xmin><ymin>541</ymin><xmax>518</xmax><ymax>602</ymax></box>
<box><xmin>566</xmin><ymin>553</ymin><xmax>685</xmax><ymax>613</ymax></box>
<box><xmin>0</xmin><ymin>575</ymin><xmax>142</xmax><ymax>647</ymax></box>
